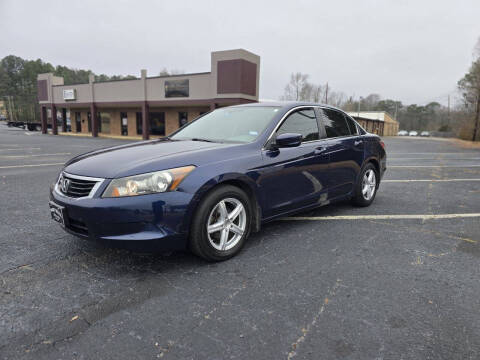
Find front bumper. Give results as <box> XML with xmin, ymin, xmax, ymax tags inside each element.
<box><xmin>49</xmin><ymin>185</ymin><xmax>195</xmax><ymax>251</ymax></box>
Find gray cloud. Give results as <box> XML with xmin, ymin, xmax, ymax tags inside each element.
<box><xmin>1</xmin><ymin>0</ymin><xmax>479</xmax><ymax>105</ymax></box>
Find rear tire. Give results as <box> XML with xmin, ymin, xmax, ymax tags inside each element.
<box><xmin>189</xmin><ymin>185</ymin><xmax>251</xmax><ymax>261</ymax></box>
<box><xmin>351</xmin><ymin>163</ymin><xmax>378</xmax><ymax>207</ymax></box>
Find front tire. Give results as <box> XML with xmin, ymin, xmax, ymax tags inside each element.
<box><xmin>352</xmin><ymin>163</ymin><xmax>378</xmax><ymax>207</ymax></box>
<box><xmin>189</xmin><ymin>185</ymin><xmax>251</xmax><ymax>261</ymax></box>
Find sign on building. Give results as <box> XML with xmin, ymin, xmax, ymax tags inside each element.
<box><xmin>165</xmin><ymin>79</ymin><xmax>189</xmax><ymax>98</ymax></box>
<box><xmin>63</xmin><ymin>89</ymin><xmax>76</xmax><ymax>101</ymax></box>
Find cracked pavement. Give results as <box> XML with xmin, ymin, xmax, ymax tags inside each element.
<box><xmin>1</xmin><ymin>125</ymin><xmax>480</xmax><ymax>359</ymax></box>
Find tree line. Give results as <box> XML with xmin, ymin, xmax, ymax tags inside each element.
<box><xmin>282</xmin><ymin>37</ymin><xmax>480</xmax><ymax>141</ymax></box>
<box><xmin>0</xmin><ymin>55</ymin><xmax>136</xmax><ymax>123</ymax></box>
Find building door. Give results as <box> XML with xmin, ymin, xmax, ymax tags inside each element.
<box><xmin>149</xmin><ymin>112</ymin><xmax>165</xmax><ymax>136</ymax></box>
<box><xmin>75</xmin><ymin>112</ymin><xmax>81</xmax><ymax>132</ymax></box>
<box><xmin>87</xmin><ymin>112</ymin><xmax>92</xmax><ymax>132</ymax></box>
<box><xmin>121</xmin><ymin>112</ymin><xmax>128</xmax><ymax>136</ymax></box>
<box><xmin>178</xmin><ymin>112</ymin><xmax>188</xmax><ymax>128</ymax></box>
<box><xmin>136</xmin><ymin>112</ymin><xmax>143</xmax><ymax>135</ymax></box>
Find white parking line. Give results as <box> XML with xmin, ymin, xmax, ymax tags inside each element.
<box><xmin>0</xmin><ymin>148</ymin><xmax>41</xmax><ymax>151</ymax></box>
<box><xmin>281</xmin><ymin>213</ymin><xmax>480</xmax><ymax>221</ymax></box>
<box><xmin>389</xmin><ymin>165</ymin><xmax>480</xmax><ymax>168</ymax></box>
<box><xmin>383</xmin><ymin>179</ymin><xmax>480</xmax><ymax>182</ymax></box>
<box><xmin>0</xmin><ymin>163</ymin><xmax>64</xmax><ymax>169</ymax></box>
<box><xmin>389</xmin><ymin>152</ymin><xmax>480</xmax><ymax>155</ymax></box>
<box><xmin>0</xmin><ymin>153</ymin><xmax>71</xmax><ymax>158</ymax></box>
<box><xmin>389</xmin><ymin>158</ymin><xmax>480</xmax><ymax>161</ymax></box>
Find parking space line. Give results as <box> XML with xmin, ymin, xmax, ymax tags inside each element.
<box><xmin>0</xmin><ymin>163</ymin><xmax>64</xmax><ymax>169</ymax></box>
<box><xmin>0</xmin><ymin>153</ymin><xmax>71</xmax><ymax>158</ymax></box>
<box><xmin>281</xmin><ymin>213</ymin><xmax>480</xmax><ymax>221</ymax></box>
<box><xmin>0</xmin><ymin>148</ymin><xmax>41</xmax><ymax>151</ymax></box>
<box><xmin>389</xmin><ymin>158</ymin><xmax>480</xmax><ymax>160</ymax></box>
<box><xmin>389</xmin><ymin>152</ymin><xmax>480</xmax><ymax>155</ymax></box>
<box><xmin>383</xmin><ymin>179</ymin><xmax>480</xmax><ymax>182</ymax></box>
<box><xmin>389</xmin><ymin>165</ymin><xmax>480</xmax><ymax>168</ymax></box>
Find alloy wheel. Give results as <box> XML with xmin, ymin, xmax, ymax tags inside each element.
<box><xmin>206</xmin><ymin>198</ymin><xmax>246</xmax><ymax>251</ymax></box>
<box><xmin>362</xmin><ymin>169</ymin><xmax>376</xmax><ymax>201</ymax></box>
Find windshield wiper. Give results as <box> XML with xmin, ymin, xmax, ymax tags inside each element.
<box><xmin>190</xmin><ymin>137</ymin><xmax>218</xmax><ymax>143</ymax></box>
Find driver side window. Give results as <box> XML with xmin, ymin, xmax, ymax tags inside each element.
<box><xmin>276</xmin><ymin>108</ymin><xmax>319</xmax><ymax>142</ymax></box>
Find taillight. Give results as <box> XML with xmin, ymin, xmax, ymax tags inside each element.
<box><xmin>379</xmin><ymin>141</ymin><xmax>385</xmax><ymax>149</ymax></box>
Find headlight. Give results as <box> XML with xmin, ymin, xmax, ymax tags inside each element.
<box><xmin>102</xmin><ymin>166</ymin><xmax>195</xmax><ymax>198</ymax></box>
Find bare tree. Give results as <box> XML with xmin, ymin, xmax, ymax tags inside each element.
<box><xmin>362</xmin><ymin>94</ymin><xmax>381</xmax><ymax>110</ymax></box>
<box><xmin>159</xmin><ymin>68</ymin><xmax>184</xmax><ymax>76</ymax></box>
<box><xmin>311</xmin><ymin>85</ymin><xmax>324</xmax><ymax>103</ymax></box>
<box><xmin>458</xmin><ymin>59</ymin><xmax>480</xmax><ymax>141</ymax></box>
<box><xmin>474</xmin><ymin>36</ymin><xmax>480</xmax><ymax>59</ymax></box>
<box><xmin>281</xmin><ymin>73</ymin><xmax>311</xmax><ymax>101</ymax></box>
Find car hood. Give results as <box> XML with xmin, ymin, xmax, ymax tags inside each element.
<box><xmin>64</xmin><ymin>139</ymin><xmax>232</xmax><ymax>178</ymax></box>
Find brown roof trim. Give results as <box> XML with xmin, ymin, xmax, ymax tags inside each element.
<box><xmin>146</xmin><ymin>72</ymin><xmax>211</xmax><ymax>80</ymax></box>
<box><xmin>51</xmin><ymin>72</ymin><xmax>212</xmax><ymax>87</ymax></box>
<box><xmin>50</xmin><ymin>98</ymin><xmax>257</xmax><ymax>108</ymax></box>
<box><xmin>351</xmin><ymin>116</ymin><xmax>384</xmax><ymax>123</ymax></box>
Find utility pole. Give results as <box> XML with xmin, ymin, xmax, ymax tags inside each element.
<box><xmin>473</xmin><ymin>95</ymin><xmax>480</xmax><ymax>142</ymax></box>
<box><xmin>447</xmin><ymin>94</ymin><xmax>451</xmax><ymax>128</ymax></box>
<box><xmin>325</xmin><ymin>82</ymin><xmax>329</xmax><ymax>104</ymax></box>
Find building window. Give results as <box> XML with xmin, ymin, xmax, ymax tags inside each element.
<box><xmin>136</xmin><ymin>112</ymin><xmax>143</xmax><ymax>135</ymax></box>
<box><xmin>178</xmin><ymin>112</ymin><xmax>188</xmax><ymax>127</ymax></box>
<box><xmin>97</xmin><ymin>112</ymin><xmax>110</xmax><ymax>134</ymax></box>
<box><xmin>121</xmin><ymin>112</ymin><xmax>128</xmax><ymax>136</ymax></box>
<box><xmin>150</xmin><ymin>112</ymin><xmax>165</xmax><ymax>136</ymax></box>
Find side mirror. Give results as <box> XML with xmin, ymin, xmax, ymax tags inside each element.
<box><xmin>276</xmin><ymin>133</ymin><xmax>302</xmax><ymax>148</ymax></box>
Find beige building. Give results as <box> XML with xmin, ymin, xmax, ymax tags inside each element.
<box><xmin>0</xmin><ymin>100</ymin><xmax>7</xmax><ymax>119</ymax></box>
<box><xmin>37</xmin><ymin>49</ymin><xmax>260</xmax><ymax>139</ymax></box>
<box><xmin>347</xmin><ymin>111</ymin><xmax>399</xmax><ymax>136</ymax></box>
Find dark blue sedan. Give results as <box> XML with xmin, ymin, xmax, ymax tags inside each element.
<box><xmin>49</xmin><ymin>102</ymin><xmax>386</xmax><ymax>261</ymax></box>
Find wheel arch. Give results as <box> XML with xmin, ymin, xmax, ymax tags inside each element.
<box><xmin>185</xmin><ymin>173</ymin><xmax>263</xmax><ymax>235</ymax></box>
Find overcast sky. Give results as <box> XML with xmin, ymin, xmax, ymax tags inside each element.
<box><xmin>1</xmin><ymin>0</ymin><xmax>479</xmax><ymax>106</ymax></box>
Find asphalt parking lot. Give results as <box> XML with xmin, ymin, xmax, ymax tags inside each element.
<box><xmin>1</xmin><ymin>124</ymin><xmax>480</xmax><ymax>359</ymax></box>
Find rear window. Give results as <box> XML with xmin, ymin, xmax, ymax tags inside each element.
<box><xmin>320</xmin><ymin>109</ymin><xmax>352</xmax><ymax>138</ymax></box>
<box><xmin>344</xmin><ymin>115</ymin><xmax>359</xmax><ymax>135</ymax></box>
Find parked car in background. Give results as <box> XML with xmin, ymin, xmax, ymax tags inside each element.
<box><xmin>0</xmin><ymin>114</ymin><xmax>7</xmax><ymax>121</ymax></box>
<box><xmin>49</xmin><ymin>102</ymin><xmax>387</xmax><ymax>261</ymax></box>
<box><xmin>420</xmin><ymin>131</ymin><xmax>430</xmax><ymax>137</ymax></box>
<box><xmin>409</xmin><ymin>131</ymin><xmax>418</xmax><ymax>136</ymax></box>
<box><xmin>397</xmin><ymin>130</ymin><xmax>408</xmax><ymax>136</ymax></box>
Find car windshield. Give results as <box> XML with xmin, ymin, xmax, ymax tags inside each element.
<box><xmin>170</xmin><ymin>106</ymin><xmax>281</xmax><ymax>143</ymax></box>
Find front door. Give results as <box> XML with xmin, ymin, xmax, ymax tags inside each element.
<box><xmin>75</xmin><ymin>112</ymin><xmax>81</xmax><ymax>133</ymax></box>
<box><xmin>259</xmin><ymin>107</ymin><xmax>330</xmax><ymax>218</ymax></box>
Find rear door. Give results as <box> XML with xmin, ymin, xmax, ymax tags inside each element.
<box><xmin>260</xmin><ymin>107</ymin><xmax>330</xmax><ymax>217</ymax></box>
<box><xmin>318</xmin><ymin>108</ymin><xmax>365</xmax><ymax>199</ymax></box>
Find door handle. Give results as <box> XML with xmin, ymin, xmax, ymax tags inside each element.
<box><xmin>314</xmin><ymin>146</ymin><xmax>327</xmax><ymax>155</ymax></box>
<box><xmin>354</xmin><ymin>140</ymin><xmax>363</xmax><ymax>147</ymax></box>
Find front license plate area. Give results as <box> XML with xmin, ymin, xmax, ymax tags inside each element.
<box><xmin>49</xmin><ymin>201</ymin><xmax>67</xmax><ymax>228</ymax></box>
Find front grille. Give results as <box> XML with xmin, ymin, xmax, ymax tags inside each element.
<box><xmin>58</xmin><ymin>173</ymin><xmax>99</xmax><ymax>198</ymax></box>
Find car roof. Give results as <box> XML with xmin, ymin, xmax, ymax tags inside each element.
<box><xmin>232</xmin><ymin>101</ymin><xmax>346</xmax><ymax>113</ymax></box>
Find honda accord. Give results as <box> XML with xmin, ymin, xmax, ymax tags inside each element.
<box><xmin>49</xmin><ymin>102</ymin><xmax>386</xmax><ymax>261</ymax></box>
